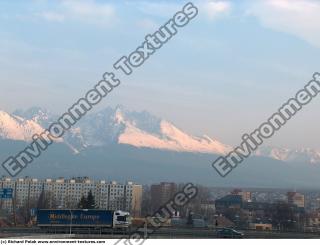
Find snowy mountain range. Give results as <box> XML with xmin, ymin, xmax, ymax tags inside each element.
<box><xmin>0</xmin><ymin>106</ymin><xmax>319</xmax><ymax>164</ymax></box>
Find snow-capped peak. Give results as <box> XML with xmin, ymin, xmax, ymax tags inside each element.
<box><xmin>0</xmin><ymin>110</ymin><xmax>45</xmax><ymax>141</ymax></box>
<box><xmin>14</xmin><ymin>107</ymin><xmax>53</xmax><ymax>126</ymax></box>
<box><xmin>256</xmin><ymin>146</ymin><xmax>320</xmax><ymax>164</ymax></box>
<box><xmin>114</xmin><ymin>108</ymin><xmax>125</xmax><ymax>124</ymax></box>
<box><xmin>118</xmin><ymin>118</ymin><xmax>231</xmax><ymax>155</ymax></box>
<box><xmin>2</xmin><ymin>106</ymin><xmax>320</xmax><ymax>164</ymax></box>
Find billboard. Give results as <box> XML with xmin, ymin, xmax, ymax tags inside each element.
<box><xmin>37</xmin><ymin>209</ymin><xmax>114</xmax><ymax>227</ymax></box>
<box><xmin>0</xmin><ymin>188</ymin><xmax>13</xmax><ymax>199</ymax></box>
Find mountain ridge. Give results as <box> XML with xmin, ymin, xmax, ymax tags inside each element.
<box><xmin>1</xmin><ymin>106</ymin><xmax>320</xmax><ymax>164</ymax></box>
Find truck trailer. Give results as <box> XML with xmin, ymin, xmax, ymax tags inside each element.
<box><xmin>37</xmin><ymin>209</ymin><xmax>131</xmax><ymax>230</ymax></box>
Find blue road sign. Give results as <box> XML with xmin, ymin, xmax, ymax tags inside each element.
<box><xmin>0</xmin><ymin>188</ymin><xmax>13</xmax><ymax>199</ymax></box>
<box><xmin>30</xmin><ymin>208</ymin><xmax>37</xmax><ymax>217</ymax></box>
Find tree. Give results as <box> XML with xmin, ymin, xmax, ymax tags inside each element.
<box><xmin>78</xmin><ymin>195</ymin><xmax>87</xmax><ymax>209</ymax></box>
<box><xmin>87</xmin><ymin>190</ymin><xmax>96</xmax><ymax>209</ymax></box>
<box><xmin>37</xmin><ymin>190</ymin><xmax>50</xmax><ymax>209</ymax></box>
<box><xmin>271</xmin><ymin>201</ymin><xmax>296</xmax><ymax>231</ymax></box>
<box><xmin>78</xmin><ymin>191</ymin><xmax>96</xmax><ymax>209</ymax></box>
<box><xmin>17</xmin><ymin>197</ymin><xmax>37</xmax><ymax>225</ymax></box>
<box><xmin>141</xmin><ymin>186</ymin><xmax>152</xmax><ymax>216</ymax></box>
<box><xmin>187</xmin><ymin>211</ymin><xmax>194</xmax><ymax>226</ymax></box>
<box><xmin>65</xmin><ymin>196</ymin><xmax>77</xmax><ymax>209</ymax></box>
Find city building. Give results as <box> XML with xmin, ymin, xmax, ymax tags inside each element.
<box><xmin>306</xmin><ymin>210</ymin><xmax>320</xmax><ymax>229</ymax></box>
<box><xmin>231</xmin><ymin>189</ymin><xmax>252</xmax><ymax>202</ymax></box>
<box><xmin>150</xmin><ymin>182</ymin><xmax>177</xmax><ymax>211</ymax></box>
<box><xmin>242</xmin><ymin>201</ymin><xmax>273</xmax><ymax>224</ymax></box>
<box><xmin>0</xmin><ymin>177</ymin><xmax>142</xmax><ymax>216</ymax></box>
<box><xmin>215</xmin><ymin>194</ymin><xmax>242</xmax><ymax>214</ymax></box>
<box><xmin>287</xmin><ymin>192</ymin><xmax>305</xmax><ymax>208</ymax></box>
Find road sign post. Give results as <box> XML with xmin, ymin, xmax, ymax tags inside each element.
<box><xmin>0</xmin><ymin>188</ymin><xmax>15</xmax><ymax>225</ymax></box>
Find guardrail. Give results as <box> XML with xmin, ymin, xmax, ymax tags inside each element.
<box><xmin>5</xmin><ymin>234</ymin><xmax>76</xmax><ymax>239</ymax></box>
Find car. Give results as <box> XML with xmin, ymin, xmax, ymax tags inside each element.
<box><xmin>216</xmin><ymin>228</ymin><xmax>244</xmax><ymax>238</ymax></box>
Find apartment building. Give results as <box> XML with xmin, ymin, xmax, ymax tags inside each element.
<box><xmin>150</xmin><ymin>182</ymin><xmax>177</xmax><ymax>212</ymax></box>
<box><xmin>0</xmin><ymin>177</ymin><xmax>142</xmax><ymax>217</ymax></box>
<box><xmin>288</xmin><ymin>192</ymin><xmax>305</xmax><ymax>208</ymax></box>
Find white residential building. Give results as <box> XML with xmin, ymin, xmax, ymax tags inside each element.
<box><xmin>0</xmin><ymin>177</ymin><xmax>142</xmax><ymax>217</ymax></box>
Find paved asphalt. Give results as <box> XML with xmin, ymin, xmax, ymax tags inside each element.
<box><xmin>0</xmin><ymin>227</ymin><xmax>320</xmax><ymax>239</ymax></box>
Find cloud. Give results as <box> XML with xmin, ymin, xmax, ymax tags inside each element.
<box><xmin>132</xmin><ymin>0</ymin><xmax>232</xmax><ymax>20</ymax></box>
<box><xmin>136</xmin><ymin>18</ymin><xmax>158</xmax><ymax>31</ymax></box>
<box><xmin>37</xmin><ymin>11</ymin><xmax>65</xmax><ymax>22</ymax></box>
<box><xmin>131</xmin><ymin>1</ymin><xmax>182</xmax><ymax>18</ymax></box>
<box><xmin>247</xmin><ymin>0</ymin><xmax>320</xmax><ymax>47</ymax></box>
<box><xmin>200</xmin><ymin>0</ymin><xmax>232</xmax><ymax>20</ymax></box>
<box><xmin>61</xmin><ymin>0</ymin><xmax>114</xmax><ymax>18</ymax></box>
<box><xmin>36</xmin><ymin>0</ymin><xmax>116</xmax><ymax>27</ymax></box>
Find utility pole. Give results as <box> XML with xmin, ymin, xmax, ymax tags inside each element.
<box><xmin>13</xmin><ymin>182</ymin><xmax>17</xmax><ymax>227</ymax></box>
<box><xmin>69</xmin><ymin>209</ymin><xmax>73</xmax><ymax>235</ymax></box>
<box><xmin>26</xmin><ymin>181</ymin><xmax>31</xmax><ymax>224</ymax></box>
<box><xmin>144</xmin><ymin>219</ymin><xmax>148</xmax><ymax>239</ymax></box>
<box><xmin>0</xmin><ymin>181</ymin><xmax>3</xmax><ymax>210</ymax></box>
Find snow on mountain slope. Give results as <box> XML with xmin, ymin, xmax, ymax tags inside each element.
<box><xmin>3</xmin><ymin>106</ymin><xmax>320</xmax><ymax>163</ymax></box>
<box><xmin>0</xmin><ymin>110</ymin><xmax>45</xmax><ymax>141</ymax></box>
<box><xmin>255</xmin><ymin>147</ymin><xmax>291</xmax><ymax>161</ymax></box>
<box><xmin>14</xmin><ymin>107</ymin><xmax>53</xmax><ymax>126</ymax></box>
<box><xmin>117</xmin><ymin>110</ymin><xmax>232</xmax><ymax>154</ymax></box>
<box><xmin>161</xmin><ymin>121</ymin><xmax>231</xmax><ymax>153</ymax></box>
<box><xmin>256</xmin><ymin>146</ymin><xmax>320</xmax><ymax>164</ymax></box>
<box><xmin>14</xmin><ymin>107</ymin><xmax>82</xmax><ymax>148</ymax></box>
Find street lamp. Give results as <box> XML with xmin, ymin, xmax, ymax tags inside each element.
<box><xmin>69</xmin><ymin>209</ymin><xmax>72</xmax><ymax>235</ymax></box>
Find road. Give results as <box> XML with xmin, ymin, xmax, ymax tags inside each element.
<box><xmin>1</xmin><ymin>227</ymin><xmax>320</xmax><ymax>239</ymax></box>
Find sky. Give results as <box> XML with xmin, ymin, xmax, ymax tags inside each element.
<box><xmin>0</xmin><ymin>0</ymin><xmax>320</xmax><ymax>149</ymax></box>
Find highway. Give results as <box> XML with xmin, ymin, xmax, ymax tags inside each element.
<box><xmin>1</xmin><ymin>227</ymin><xmax>320</xmax><ymax>239</ymax></box>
